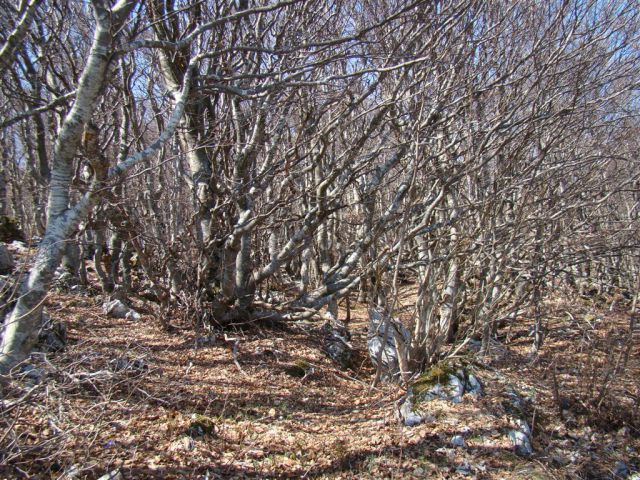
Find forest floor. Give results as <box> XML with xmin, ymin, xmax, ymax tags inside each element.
<box><xmin>1</xmin><ymin>265</ymin><xmax>639</xmax><ymax>478</ymax></box>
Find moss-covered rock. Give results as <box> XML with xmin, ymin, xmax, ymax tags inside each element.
<box><xmin>186</xmin><ymin>413</ymin><xmax>216</xmax><ymax>438</ymax></box>
<box><xmin>399</xmin><ymin>360</ymin><xmax>483</xmax><ymax>426</ymax></box>
<box><xmin>413</xmin><ymin>361</ymin><xmax>459</xmax><ymax>396</ymax></box>
<box><xmin>284</xmin><ymin>359</ymin><xmax>313</xmax><ymax>378</ymax></box>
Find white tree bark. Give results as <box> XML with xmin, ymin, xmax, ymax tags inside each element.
<box><xmin>0</xmin><ymin>1</ymin><xmax>194</xmax><ymax>374</ymax></box>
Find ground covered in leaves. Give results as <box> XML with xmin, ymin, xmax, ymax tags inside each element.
<box><xmin>1</xmin><ymin>281</ymin><xmax>639</xmax><ymax>479</ymax></box>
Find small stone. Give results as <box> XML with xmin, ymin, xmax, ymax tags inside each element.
<box><xmin>97</xmin><ymin>469</ymin><xmax>123</xmax><ymax>480</ymax></box>
<box><xmin>435</xmin><ymin>447</ymin><xmax>456</xmax><ymax>459</ymax></box>
<box><xmin>196</xmin><ymin>336</ymin><xmax>216</xmax><ymax>347</ymax></box>
<box><xmin>64</xmin><ymin>464</ymin><xmax>81</xmax><ymax>478</ymax></box>
<box><xmin>508</xmin><ymin>429</ymin><xmax>533</xmax><ymax>456</ymax></box>
<box><xmin>465</xmin><ymin>374</ymin><xmax>483</xmax><ymax>395</ymax></box>
<box><xmin>455</xmin><ymin>462</ymin><xmax>472</xmax><ymax>475</ymax></box>
<box><xmin>614</xmin><ymin>461</ymin><xmax>629</xmax><ymax>478</ymax></box>
<box><xmin>125</xmin><ymin>310</ymin><xmax>141</xmax><ymax>321</ymax></box>
<box><xmin>140</xmin><ymin>289</ymin><xmax>159</xmax><ymax>302</ymax></box>
<box><xmin>130</xmin><ymin>359</ymin><xmax>147</xmax><ymax>371</ymax></box>
<box><xmin>109</xmin><ymin>358</ymin><xmax>130</xmax><ymax>372</ymax></box>
<box><xmin>551</xmin><ymin>454</ymin><xmax>569</xmax><ymax>466</ymax></box>
<box><xmin>19</xmin><ymin>364</ymin><xmax>46</xmax><ymax>383</ymax></box>
<box><xmin>451</xmin><ymin>435</ymin><xmax>465</xmax><ymax>447</ymax></box>
<box><xmin>398</xmin><ymin>390</ymin><xmax>433</xmax><ymax>427</ymax></box>
<box><xmin>103</xmin><ymin>299</ymin><xmax>130</xmax><ymax>318</ymax></box>
<box><xmin>170</xmin><ymin>436</ymin><xmax>195</xmax><ymax>451</ymax></box>
<box><xmin>412</xmin><ymin>467</ymin><xmax>425</xmax><ymax>476</ymax></box>
<box><xmin>109</xmin><ymin>357</ymin><xmax>147</xmax><ymax>373</ymax></box>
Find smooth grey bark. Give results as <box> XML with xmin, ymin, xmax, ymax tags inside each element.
<box><xmin>0</xmin><ymin>0</ymin><xmax>129</xmax><ymax>374</ymax></box>
<box><xmin>315</xmin><ymin>158</ymin><xmax>332</xmax><ymax>276</ymax></box>
<box><xmin>299</xmin><ymin>237</ymin><xmax>313</xmax><ymax>294</ymax></box>
<box><xmin>149</xmin><ymin>2</ymin><xmax>214</xmax><ymax>249</ymax></box>
<box><xmin>0</xmin><ymin>0</ymin><xmax>193</xmax><ymax>374</ymax></box>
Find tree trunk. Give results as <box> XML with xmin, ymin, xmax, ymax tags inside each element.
<box><xmin>0</xmin><ymin>1</ymin><xmax>136</xmax><ymax>374</ymax></box>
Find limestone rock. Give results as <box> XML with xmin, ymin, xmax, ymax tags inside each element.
<box><xmin>367</xmin><ymin>308</ymin><xmax>410</xmax><ymax>381</ymax></box>
<box><xmin>103</xmin><ymin>299</ymin><xmax>140</xmax><ymax>320</ymax></box>
<box><xmin>508</xmin><ymin>429</ymin><xmax>533</xmax><ymax>456</ymax></box>
<box><xmin>97</xmin><ymin>470</ymin><xmax>124</xmax><ymax>480</ymax></box>
<box><xmin>503</xmin><ymin>388</ymin><xmax>534</xmax><ymax>455</ymax></box>
<box><xmin>322</xmin><ymin>323</ymin><xmax>352</xmax><ymax>369</ymax></box>
<box><xmin>398</xmin><ymin>361</ymin><xmax>483</xmax><ymax>426</ymax></box>
<box><xmin>125</xmin><ymin>310</ymin><xmax>141</xmax><ymax>321</ymax></box>
<box><xmin>397</xmin><ymin>390</ymin><xmax>434</xmax><ymax>426</ymax></box>
<box><xmin>109</xmin><ymin>357</ymin><xmax>147</xmax><ymax>373</ymax></box>
<box><xmin>466</xmin><ymin>373</ymin><xmax>483</xmax><ymax>395</ymax></box>
<box><xmin>451</xmin><ymin>435</ymin><xmax>465</xmax><ymax>447</ymax></box>
<box><xmin>104</xmin><ymin>299</ymin><xmax>129</xmax><ymax>318</ymax></box>
<box><xmin>455</xmin><ymin>462</ymin><xmax>472</xmax><ymax>475</ymax></box>
<box><xmin>0</xmin><ymin>244</ymin><xmax>14</xmax><ymax>274</ymax></box>
<box><xmin>170</xmin><ymin>436</ymin><xmax>195</xmax><ymax>452</ymax></box>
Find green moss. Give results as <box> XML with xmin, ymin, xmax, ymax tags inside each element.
<box><xmin>412</xmin><ymin>360</ymin><xmax>458</xmax><ymax>396</ymax></box>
